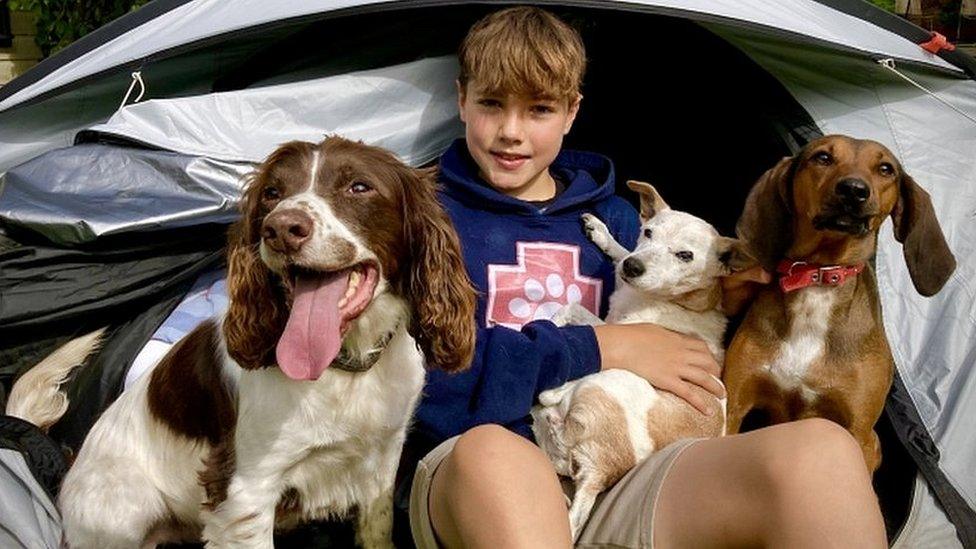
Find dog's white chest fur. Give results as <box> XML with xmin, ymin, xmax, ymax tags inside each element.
<box><xmin>764</xmin><ymin>286</ymin><xmax>836</xmax><ymax>394</ymax></box>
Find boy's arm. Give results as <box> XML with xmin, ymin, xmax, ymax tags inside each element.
<box><xmin>415</xmin><ymin>321</ymin><xmax>601</xmax><ymax>439</ymax></box>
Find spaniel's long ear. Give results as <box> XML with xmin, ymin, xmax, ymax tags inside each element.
<box><xmin>223</xmin><ymin>171</ymin><xmax>288</xmax><ymax>370</ymax></box>
<box><xmin>891</xmin><ymin>173</ymin><xmax>955</xmax><ymax>296</ymax></box>
<box><xmin>626</xmin><ymin>180</ymin><xmax>669</xmax><ymax>222</ymax></box>
<box><xmin>400</xmin><ymin>167</ymin><xmax>476</xmax><ymax>373</ymax></box>
<box><xmin>735</xmin><ymin>155</ymin><xmax>796</xmax><ymax>272</ymax></box>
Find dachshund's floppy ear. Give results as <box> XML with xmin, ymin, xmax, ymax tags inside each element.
<box><xmin>716</xmin><ymin>236</ymin><xmax>759</xmax><ymax>274</ymax></box>
<box><xmin>626</xmin><ymin>180</ymin><xmax>670</xmax><ymax>222</ymax></box>
<box><xmin>401</xmin><ymin>167</ymin><xmax>476</xmax><ymax>373</ymax></box>
<box><xmin>891</xmin><ymin>173</ymin><xmax>955</xmax><ymax>296</ymax></box>
<box><xmin>735</xmin><ymin>155</ymin><xmax>796</xmax><ymax>272</ymax></box>
<box><xmin>223</xmin><ymin>168</ymin><xmax>288</xmax><ymax>370</ymax></box>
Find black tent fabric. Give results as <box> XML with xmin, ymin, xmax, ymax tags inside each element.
<box><xmin>0</xmin><ymin>226</ymin><xmax>225</xmax><ymax>446</ymax></box>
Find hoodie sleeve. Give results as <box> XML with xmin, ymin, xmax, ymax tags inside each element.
<box><xmin>597</xmin><ymin>196</ymin><xmax>641</xmax><ymax>251</ymax></box>
<box><xmin>415</xmin><ymin>320</ymin><xmax>601</xmax><ymax>441</ymax></box>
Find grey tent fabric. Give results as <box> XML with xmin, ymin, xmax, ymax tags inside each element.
<box><xmin>0</xmin><ymin>143</ymin><xmax>247</xmax><ymax>245</ymax></box>
<box><xmin>83</xmin><ymin>55</ymin><xmax>462</xmax><ymax>166</ymax></box>
<box><xmin>0</xmin><ymin>449</ymin><xmax>62</xmax><ymax>549</ymax></box>
<box><xmin>893</xmin><ymin>474</ymin><xmax>966</xmax><ymax>549</ymax></box>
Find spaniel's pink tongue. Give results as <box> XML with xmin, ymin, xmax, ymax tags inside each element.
<box><xmin>276</xmin><ymin>271</ymin><xmax>347</xmax><ymax>380</ymax></box>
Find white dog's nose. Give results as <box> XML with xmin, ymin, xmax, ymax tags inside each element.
<box><xmin>622</xmin><ymin>257</ymin><xmax>645</xmax><ymax>279</ymax></box>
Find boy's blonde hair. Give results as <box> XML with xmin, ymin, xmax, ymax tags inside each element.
<box><xmin>458</xmin><ymin>6</ymin><xmax>585</xmax><ymax>103</ymax></box>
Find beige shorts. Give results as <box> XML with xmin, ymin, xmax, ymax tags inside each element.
<box><xmin>408</xmin><ymin>435</ymin><xmax>700</xmax><ymax>549</ymax></box>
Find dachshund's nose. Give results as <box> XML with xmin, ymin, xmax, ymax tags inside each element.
<box><xmin>622</xmin><ymin>257</ymin><xmax>645</xmax><ymax>279</ymax></box>
<box><xmin>835</xmin><ymin>178</ymin><xmax>870</xmax><ymax>205</ymax></box>
<box><xmin>263</xmin><ymin>209</ymin><xmax>313</xmax><ymax>253</ymax></box>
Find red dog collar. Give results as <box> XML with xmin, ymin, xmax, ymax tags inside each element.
<box><xmin>777</xmin><ymin>260</ymin><xmax>864</xmax><ymax>293</ymax></box>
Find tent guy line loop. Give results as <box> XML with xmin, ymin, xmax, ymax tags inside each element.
<box><xmin>877</xmin><ymin>58</ymin><xmax>976</xmax><ymax>126</ymax></box>
<box><xmin>119</xmin><ymin>71</ymin><xmax>146</xmax><ymax>111</ymax></box>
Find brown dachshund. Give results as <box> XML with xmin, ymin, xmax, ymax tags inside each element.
<box><xmin>723</xmin><ymin>135</ymin><xmax>955</xmax><ymax>472</ymax></box>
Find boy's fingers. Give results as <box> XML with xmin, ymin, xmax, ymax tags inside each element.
<box><xmin>670</xmin><ymin>383</ymin><xmax>711</xmax><ymax>415</ymax></box>
<box><xmin>682</xmin><ymin>366</ymin><xmax>726</xmax><ymax>399</ymax></box>
<box><xmin>682</xmin><ymin>336</ymin><xmax>710</xmax><ymax>353</ymax></box>
<box><xmin>731</xmin><ymin>266</ymin><xmax>772</xmax><ymax>284</ymax></box>
<box><xmin>685</xmin><ymin>349</ymin><xmax>721</xmax><ymax>377</ymax></box>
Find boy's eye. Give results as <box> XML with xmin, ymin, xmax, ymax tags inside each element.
<box><xmin>531</xmin><ymin>104</ymin><xmax>556</xmax><ymax>115</ymax></box>
<box><xmin>643</xmin><ymin>228</ymin><xmax>653</xmax><ymax>239</ymax></box>
<box><xmin>675</xmin><ymin>251</ymin><xmax>694</xmax><ymax>262</ymax></box>
<box><xmin>477</xmin><ymin>98</ymin><xmax>501</xmax><ymax>108</ymax></box>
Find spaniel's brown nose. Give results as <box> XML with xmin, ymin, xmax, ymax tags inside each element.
<box><xmin>262</xmin><ymin>209</ymin><xmax>313</xmax><ymax>253</ymax></box>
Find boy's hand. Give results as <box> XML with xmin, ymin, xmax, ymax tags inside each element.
<box><xmin>721</xmin><ymin>266</ymin><xmax>773</xmax><ymax>316</ymax></box>
<box><xmin>592</xmin><ymin>324</ymin><xmax>724</xmax><ymax>415</ymax></box>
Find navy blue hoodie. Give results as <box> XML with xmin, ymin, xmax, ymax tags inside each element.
<box><xmin>411</xmin><ymin>139</ymin><xmax>640</xmax><ymax>448</ymax></box>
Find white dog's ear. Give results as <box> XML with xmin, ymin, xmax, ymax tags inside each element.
<box><xmin>716</xmin><ymin>236</ymin><xmax>757</xmax><ymax>273</ymax></box>
<box><xmin>627</xmin><ymin>180</ymin><xmax>670</xmax><ymax>222</ymax></box>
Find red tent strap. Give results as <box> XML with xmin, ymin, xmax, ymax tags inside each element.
<box><xmin>919</xmin><ymin>32</ymin><xmax>956</xmax><ymax>54</ymax></box>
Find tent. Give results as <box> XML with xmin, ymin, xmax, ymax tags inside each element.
<box><xmin>0</xmin><ymin>1</ymin><xmax>974</xmax><ymax>547</ymax></box>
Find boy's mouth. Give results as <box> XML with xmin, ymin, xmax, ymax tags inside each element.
<box><xmin>491</xmin><ymin>150</ymin><xmax>530</xmax><ymax>170</ymax></box>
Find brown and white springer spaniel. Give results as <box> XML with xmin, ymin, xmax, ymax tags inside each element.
<box><xmin>11</xmin><ymin>137</ymin><xmax>476</xmax><ymax>548</ymax></box>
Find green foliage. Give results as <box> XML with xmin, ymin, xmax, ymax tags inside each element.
<box><xmin>9</xmin><ymin>0</ymin><xmax>150</xmax><ymax>57</ymax></box>
<box><xmin>867</xmin><ymin>0</ymin><xmax>896</xmax><ymax>12</ymax></box>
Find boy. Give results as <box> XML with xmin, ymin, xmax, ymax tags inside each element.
<box><xmin>399</xmin><ymin>6</ymin><xmax>886</xmax><ymax>549</ymax></box>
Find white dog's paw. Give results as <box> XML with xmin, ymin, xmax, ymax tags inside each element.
<box><xmin>581</xmin><ymin>213</ymin><xmax>612</xmax><ymax>252</ymax></box>
<box><xmin>551</xmin><ymin>302</ymin><xmax>602</xmax><ymax>328</ymax></box>
<box><xmin>549</xmin><ymin>303</ymin><xmax>575</xmax><ymax>327</ymax></box>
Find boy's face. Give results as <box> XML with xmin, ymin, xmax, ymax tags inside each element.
<box><xmin>458</xmin><ymin>80</ymin><xmax>580</xmax><ymax>201</ymax></box>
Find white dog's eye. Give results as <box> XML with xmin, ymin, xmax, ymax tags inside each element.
<box><xmin>643</xmin><ymin>228</ymin><xmax>653</xmax><ymax>239</ymax></box>
<box><xmin>675</xmin><ymin>251</ymin><xmax>694</xmax><ymax>262</ymax></box>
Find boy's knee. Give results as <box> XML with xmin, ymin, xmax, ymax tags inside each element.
<box><xmin>761</xmin><ymin>418</ymin><xmax>867</xmax><ymax>494</ymax></box>
<box><xmin>791</xmin><ymin>418</ymin><xmax>863</xmax><ymax>463</ymax></box>
<box><xmin>446</xmin><ymin>425</ymin><xmax>551</xmax><ymax>486</ymax></box>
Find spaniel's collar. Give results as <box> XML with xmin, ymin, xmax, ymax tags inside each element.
<box><xmin>331</xmin><ymin>328</ymin><xmax>398</xmax><ymax>373</ymax></box>
<box><xmin>777</xmin><ymin>260</ymin><xmax>864</xmax><ymax>293</ymax></box>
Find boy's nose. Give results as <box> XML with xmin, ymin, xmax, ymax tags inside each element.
<box><xmin>498</xmin><ymin>111</ymin><xmax>524</xmax><ymax>141</ymax></box>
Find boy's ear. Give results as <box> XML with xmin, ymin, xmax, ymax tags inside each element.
<box><xmin>626</xmin><ymin>180</ymin><xmax>670</xmax><ymax>222</ymax></box>
<box><xmin>456</xmin><ymin>80</ymin><xmax>467</xmax><ymax>123</ymax></box>
<box><xmin>564</xmin><ymin>93</ymin><xmax>582</xmax><ymax>135</ymax></box>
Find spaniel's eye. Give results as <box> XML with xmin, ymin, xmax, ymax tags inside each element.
<box><xmin>263</xmin><ymin>187</ymin><xmax>281</xmax><ymax>201</ymax></box>
<box><xmin>349</xmin><ymin>181</ymin><xmax>373</xmax><ymax>194</ymax></box>
<box><xmin>643</xmin><ymin>228</ymin><xmax>653</xmax><ymax>239</ymax></box>
<box><xmin>879</xmin><ymin>163</ymin><xmax>895</xmax><ymax>177</ymax></box>
<box><xmin>813</xmin><ymin>151</ymin><xmax>833</xmax><ymax>166</ymax></box>
<box><xmin>675</xmin><ymin>251</ymin><xmax>694</xmax><ymax>262</ymax></box>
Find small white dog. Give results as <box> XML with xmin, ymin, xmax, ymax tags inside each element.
<box><xmin>532</xmin><ymin>181</ymin><xmax>749</xmax><ymax>539</ymax></box>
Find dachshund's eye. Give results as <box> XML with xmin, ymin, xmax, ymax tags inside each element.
<box><xmin>262</xmin><ymin>187</ymin><xmax>281</xmax><ymax>201</ymax></box>
<box><xmin>879</xmin><ymin>163</ymin><xmax>895</xmax><ymax>177</ymax></box>
<box><xmin>675</xmin><ymin>251</ymin><xmax>694</xmax><ymax>262</ymax></box>
<box><xmin>643</xmin><ymin>228</ymin><xmax>653</xmax><ymax>239</ymax></box>
<box><xmin>349</xmin><ymin>181</ymin><xmax>373</xmax><ymax>194</ymax></box>
<box><xmin>813</xmin><ymin>151</ymin><xmax>833</xmax><ymax>166</ymax></box>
